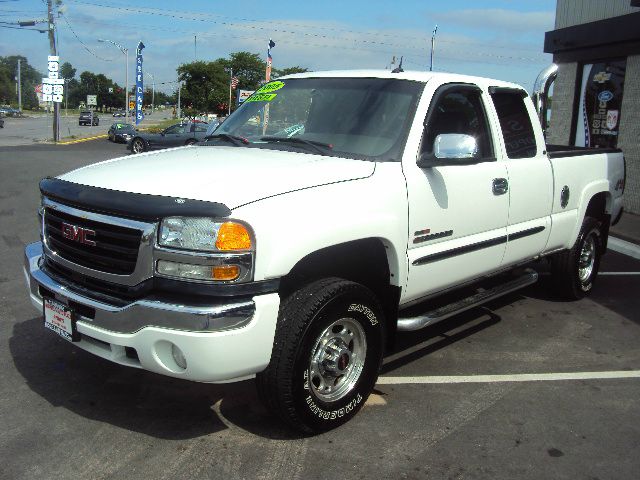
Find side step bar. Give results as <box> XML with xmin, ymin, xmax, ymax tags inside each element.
<box><xmin>397</xmin><ymin>269</ymin><xmax>539</xmax><ymax>332</ymax></box>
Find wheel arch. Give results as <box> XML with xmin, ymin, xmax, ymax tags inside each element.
<box><xmin>569</xmin><ymin>183</ymin><xmax>612</xmax><ymax>251</ymax></box>
<box><xmin>278</xmin><ymin>238</ymin><xmax>402</xmax><ymax>346</ymax></box>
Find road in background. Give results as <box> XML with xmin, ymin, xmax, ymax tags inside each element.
<box><xmin>0</xmin><ymin>111</ymin><xmax>171</xmax><ymax>147</ymax></box>
<box><xmin>0</xmin><ymin>141</ymin><xmax>639</xmax><ymax>479</ymax></box>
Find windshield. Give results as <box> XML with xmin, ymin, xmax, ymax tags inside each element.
<box><xmin>207</xmin><ymin>77</ymin><xmax>423</xmax><ymax>161</ymax></box>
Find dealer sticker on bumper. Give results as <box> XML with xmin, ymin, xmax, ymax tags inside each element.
<box><xmin>44</xmin><ymin>298</ymin><xmax>78</xmax><ymax>342</ymax></box>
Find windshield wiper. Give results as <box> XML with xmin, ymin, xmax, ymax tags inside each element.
<box><xmin>260</xmin><ymin>136</ymin><xmax>333</xmax><ymax>154</ymax></box>
<box><xmin>203</xmin><ymin>133</ymin><xmax>249</xmax><ymax>146</ymax></box>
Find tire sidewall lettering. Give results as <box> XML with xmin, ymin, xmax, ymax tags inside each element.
<box><xmin>293</xmin><ymin>291</ymin><xmax>383</xmax><ymax>426</ymax></box>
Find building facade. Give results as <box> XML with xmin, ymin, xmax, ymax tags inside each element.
<box><xmin>545</xmin><ymin>0</ymin><xmax>640</xmax><ymax>214</ymax></box>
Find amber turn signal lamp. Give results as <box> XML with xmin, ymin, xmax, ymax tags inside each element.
<box><xmin>212</xmin><ymin>265</ymin><xmax>240</xmax><ymax>281</ymax></box>
<box><xmin>216</xmin><ymin>222</ymin><xmax>251</xmax><ymax>251</ymax></box>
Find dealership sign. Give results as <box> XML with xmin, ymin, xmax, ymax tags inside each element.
<box><xmin>42</xmin><ymin>55</ymin><xmax>64</xmax><ymax>103</ymax></box>
<box><xmin>237</xmin><ymin>89</ymin><xmax>255</xmax><ymax>104</ymax></box>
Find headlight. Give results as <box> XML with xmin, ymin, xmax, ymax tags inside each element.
<box><xmin>158</xmin><ymin>217</ymin><xmax>252</xmax><ymax>252</ymax></box>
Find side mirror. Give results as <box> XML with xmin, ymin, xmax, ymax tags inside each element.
<box><xmin>417</xmin><ymin>133</ymin><xmax>479</xmax><ymax>168</ymax></box>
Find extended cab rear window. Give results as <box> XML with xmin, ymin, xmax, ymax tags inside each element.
<box><xmin>490</xmin><ymin>91</ymin><xmax>537</xmax><ymax>159</ymax></box>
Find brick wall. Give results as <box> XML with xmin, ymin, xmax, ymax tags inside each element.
<box><xmin>617</xmin><ymin>54</ymin><xmax>640</xmax><ymax>214</ymax></box>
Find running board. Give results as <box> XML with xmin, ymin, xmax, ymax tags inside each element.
<box><xmin>397</xmin><ymin>269</ymin><xmax>539</xmax><ymax>332</ymax></box>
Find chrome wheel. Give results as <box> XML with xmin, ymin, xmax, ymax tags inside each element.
<box><xmin>578</xmin><ymin>234</ymin><xmax>596</xmax><ymax>283</ymax></box>
<box><xmin>132</xmin><ymin>139</ymin><xmax>144</xmax><ymax>153</ymax></box>
<box><xmin>308</xmin><ymin>317</ymin><xmax>367</xmax><ymax>402</ymax></box>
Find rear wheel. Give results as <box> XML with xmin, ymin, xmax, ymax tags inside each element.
<box><xmin>550</xmin><ymin>216</ymin><xmax>603</xmax><ymax>299</ymax></box>
<box><xmin>256</xmin><ymin>278</ymin><xmax>385</xmax><ymax>433</ymax></box>
<box><xmin>131</xmin><ymin>138</ymin><xmax>146</xmax><ymax>154</ymax></box>
<box><xmin>185</xmin><ymin>139</ymin><xmax>197</xmax><ymax>146</ymax></box>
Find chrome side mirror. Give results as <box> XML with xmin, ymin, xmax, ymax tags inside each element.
<box><xmin>418</xmin><ymin>133</ymin><xmax>480</xmax><ymax>167</ymax></box>
<box><xmin>434</xmin><ymin>133</ymin><xmax>478</xmax><ymax>159</ymax></box>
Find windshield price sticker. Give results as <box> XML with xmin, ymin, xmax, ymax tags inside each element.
<box><xmin>257</xmin><ymin>81</ymin><xmax>285</xmax><ymax>94</ymax></box>
<box><xmin>246</xmin><ymin>93</ymin><xmax>278</xmax><ymax>103</ymax></box>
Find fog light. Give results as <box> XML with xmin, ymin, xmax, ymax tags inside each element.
<box><xmin>171</xmin><ymin>343</ymin><xmax>187</xmax><ymax>369</ymax></box>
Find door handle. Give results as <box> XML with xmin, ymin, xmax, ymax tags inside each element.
<box><xmin>492</xmin><ymin>178</ymin><xmax>508</xmax><ymax>195</ymax></box>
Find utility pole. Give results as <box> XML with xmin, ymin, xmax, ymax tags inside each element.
<box><xmin>177</xmin><ymin>79</ymin><xmax>182</xmax><ymax>119</ymax></box>
<box><xmin>17</xmin><ymin>59</ymin><xmax>22</xmax><ymax>112</ymax></box>
<box><xmin>47</xmin><ymin>0</ymin><xmax>60</xmax><ymax>142</ymax></box>
<box><xmin>228</xmin><ymin>67</ymin><xmax>232</xmax><ymax>116</ymax></box>
<box><xmin>430</xmin><ymin>25</ymin><xmax>438</xmax><ymax>72</ymax></box>
<box><xmin>194</xmin><ymin>35</ymin><xmax>197</xmax><ymax>60</ymax></box>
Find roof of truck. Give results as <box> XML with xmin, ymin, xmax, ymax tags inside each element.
<box><xmin>279</xmin><ymin>69</ymin><xmax>527</xmax><ymax>93</ymax></box>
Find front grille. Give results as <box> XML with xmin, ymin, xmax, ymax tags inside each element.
<box><xmin>43</xmin><ymin>257</ymin><xmax>150</xmax><ymax>303</ymax></box>
<box><xmin>44</xmin><ymin>207</ymin><xmax>142</xmax><ymax>275</ymax></box>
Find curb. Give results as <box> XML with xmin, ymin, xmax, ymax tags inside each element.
<box><xmin>56</xmin><ymin>134</ymin><xmax>107</xmax><ymax>145</ymax></box>
<box><xmin>608</xmin><ymin>236</ymin><xmax>640</xmax><ymax>260</ymax></box>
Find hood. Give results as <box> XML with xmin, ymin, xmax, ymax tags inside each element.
<box><xmin>59</xmin><ymin>146</ymin><xmax>375</xmax><ymax>210</ymax></box>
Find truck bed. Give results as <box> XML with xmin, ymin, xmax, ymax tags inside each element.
<box><xmin>546</xmin><ymin>144</ymin><xmax>622</xmax><ymax>159</ymax></box>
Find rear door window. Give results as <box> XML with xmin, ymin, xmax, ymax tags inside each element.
<box><xmin>490</xmin><ymin>91</ymin><xmax>537</xmax><ymax>159</ymax></box>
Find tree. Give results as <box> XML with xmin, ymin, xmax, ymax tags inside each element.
<box><xmin>215</xmin><ymin>51</ymin><xmax>265</xmax><ymax>91</ymax></box>
<box><xmin>177</xmin><ymin>60</ymin><xmax>228</xmax><ymax>114</ymax></box>
<box><xmin>60</xmin><ymin>62</ymin><xmax>76</xmax><ymax>80</ymax></box>
<box><xmin>272</xmin><ymin>66</ymin><xmax>309</xmax><ymax>78</ymax></box>
<box><xmin>0</xmin><ymin>56</ymin><xmax>42</xmax><ymax>109</ymax></box>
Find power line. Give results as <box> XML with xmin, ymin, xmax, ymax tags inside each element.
<box><xmin>59</xmin><ymin>13</ymin><xmax>114</xmax><ymax>61</ymax></box>
<box><xmin>67</xmin><ymin>0</ymin><xmax>546</xmax><ymax>61</ymax></box>
<box><xmin>69</xmin><ymin>0</ymin><xmax>544</xmax><ymax>55</ymax></box>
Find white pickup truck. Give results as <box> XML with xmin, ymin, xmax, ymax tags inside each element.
<box><xmin>24</xmin><ymin>70</ymin><xmax>625</xmax><ymax>433</ymax></box>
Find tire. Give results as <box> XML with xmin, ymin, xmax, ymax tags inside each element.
<box><xmin>256</xmin><ymin>277</ymin><xmax>385</xmax><ymax>433</ymax></box>
<box><xmin>550</xmin><ymin>216</ymin><xmax>603</xmax><ymax>300</ymax></box>
<box><xmin>185</xmin><ymin>139</ymin><xmax>197</xmax><ymax>146</ymax></box>
<box><xmin>131</xmin><ymin>138</ymin><xmax>146</xmax><ymax>154</ymax></box>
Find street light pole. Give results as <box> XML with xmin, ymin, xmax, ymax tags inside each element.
<box><xmin>145</xmin><ymin>71</ymin><xmax>154</xmax><ymax>114</ymax></box>
<box><xmin>98</xmin><ymin>38</ymin><xmax>129</xmax><ymax>122</ymax></box>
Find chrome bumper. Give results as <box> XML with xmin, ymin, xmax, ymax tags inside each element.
<box><xmin>24</xmin><ymin>241</ymin><xmax>255</xmax><ymax>334</ymax></box>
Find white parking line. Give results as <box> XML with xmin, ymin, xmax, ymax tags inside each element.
<box><xmin>600</xmin><ymin>272</ymin><xmax>640</xmax><ymax>275</ymax></box>
<box><xmin>377</xmin><ymin>370</ymin><xmax>640</xmax><ymax>385</ymax></box>
<box><xmin>608</xmin><ymin>236</ymin><xmax>640</xmax><ymax>260</ymax></box>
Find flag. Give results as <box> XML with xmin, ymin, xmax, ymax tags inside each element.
<box><xmin>266</xmin><ymin>39</ymin><xmax>276</xmax><ymax>82</ymax></box>
<box><xmin>231</xmin><ymin>76</ymin><xmax>239</xmax><ymax>89</ymax></box>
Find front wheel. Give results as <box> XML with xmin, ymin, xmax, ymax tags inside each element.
<box><xmin>256</xmin><ymin>278</ymin><xmax>385</xmax><ymax>433</ymax></box>
<box><xmin>131</xmin><ymin>138</ymin><xmax>146</xmax><ymax>154</ymax></box>
<box><xmin>550</xmin><ymin>216</ymin><xmax>603</xmax><ymax>299</ymax></box>
<box><xmin>185</xmin><ymin>139</ymin><xmax>197</xmax><ymax>146</ymax></box>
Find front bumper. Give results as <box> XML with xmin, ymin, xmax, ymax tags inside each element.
<box><xmin>24</xmin><ymin>242</ymin><xmax>280</xmax><ymax>383</ymax></box>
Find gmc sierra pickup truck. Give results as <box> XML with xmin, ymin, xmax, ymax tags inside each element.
<box><xmin>24</xmin><ymin>70</ymin><xmax>625</xmax><ymax>433</ymax></box>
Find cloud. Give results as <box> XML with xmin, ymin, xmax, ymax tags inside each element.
<box><xmin>430</xmin><ymin>8</ymin><xmax>555</xmax><ymax>34</ymax></box>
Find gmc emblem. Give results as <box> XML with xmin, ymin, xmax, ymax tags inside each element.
<box><xmin>61</xmin><ymin>222</ymin><xmax>96</xmax><ymax>246</ymax></box>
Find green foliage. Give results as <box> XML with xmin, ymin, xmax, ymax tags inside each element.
<box><xmin>60</xmin><ymin>62</ymin><xmax>76</xmax><ymax>80</ymax></box>
<box><xmin>177</xmin><ymin>52</ymin><xmax>308</xmax><ymax>114</ymax></box>
<box><xmin>273</xmin><ymin>66</ymin><xmax>309</xmax><ymax>78</ymax></box>
<box><xmin>0</xmin><ymin>55</ymin><xmax>42</xmax><ymax>109</ymax></box>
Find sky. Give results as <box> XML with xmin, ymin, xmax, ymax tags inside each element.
<box><xmin>1</xmin><ymin>0</ymin><xmax>557</xmax><ymax>94</ymax></box>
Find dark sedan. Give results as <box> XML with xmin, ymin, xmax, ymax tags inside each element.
<box><xmin>127</xmin><ymin>122</ymin><xmax>208</xmax><ymax>153</ymax></box>
<box><xmin>107</xmin><ymin>123</ymin><xmax>136</xmax><ymax>143</ymax></box>
<box><xmin>79</xmin><ymin>111</ymin><xmax>99</xmax><ymax>126</ymax></box>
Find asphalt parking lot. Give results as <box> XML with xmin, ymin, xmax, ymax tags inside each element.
<box><xmin>1</xmin><ymin>141</ymin><xmax>639</xmax><ymax>479</ymax></box>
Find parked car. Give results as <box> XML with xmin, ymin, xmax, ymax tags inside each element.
<box><xmin>127</xmin><ymin>122</ymin><xmax>208</xmax><ymax>153</ymax></box>
<box><xmin>79</xmin><ymin>111</ymin><xmax>99</xmax><ymax>126</ymax></box>
<box><xmin>112</xmin><ymin>110</ymin><xmax>126</xmax><ymax>117</ymax></box>
<box><xmin>107</xmin><ymin>122</ymin><xmax>136</xmax><ymax>143</ymax></box>
<box><xmin>0</xmin><ymin>106</ymin><xmax>20</xmax><ymax>116</ymax></box>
